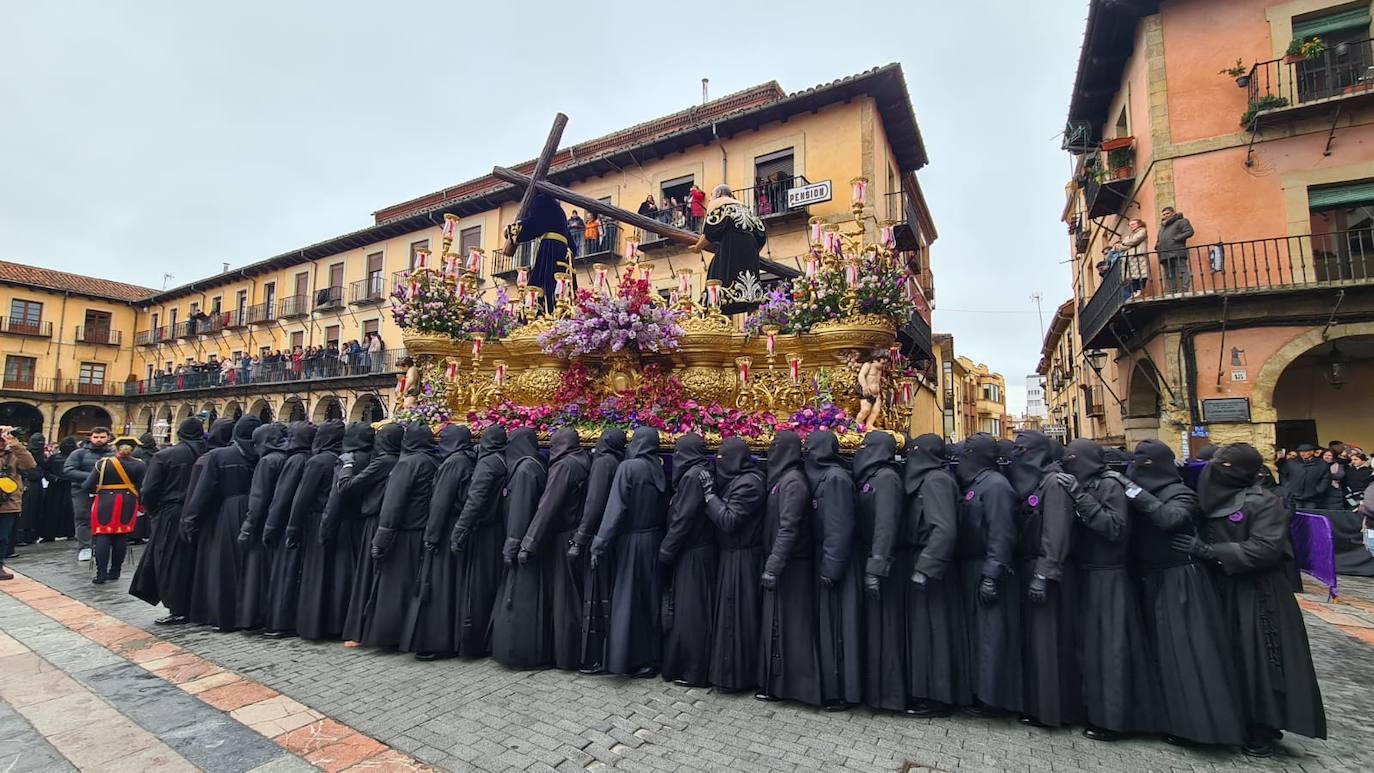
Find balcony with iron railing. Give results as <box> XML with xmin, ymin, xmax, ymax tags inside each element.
<box><xmin>314</xmin><ymin>285</ymin><xmax>344</xmax><ymax>311</ymax></box>
<box><xmin>1</xmin><ymin>376</ymin><xmax>121</xmax><ymax>396</ymax></box>
<box><xmin>171</xmin><ymin>320</ymin><xmax>196</xmax><ymax>339</ymax></box>
<box><xmin>1079</xmin><ymin>139</ymin><xmax>1135</xmax><ymax>220</ymax></box>
<box><xmin>247</xmin><ymin>301</ymin><xmax>276</xmax><ymax>325</ymax></box>
<box><xmin>350</xmin><ymin>275</ymin><xmax>387</xmax><ymax>306</ymax></box>
<box><xmin>494</xmin><ymin>222</ymin><xmax>624</xmax><ymax>276</ymax></box>
<box><xmin>122</xmin><ymin>348</ymin><xmax>407</xmax><ymax>397</ymax></box>
<box><xmin>134</xmin><ymin>328</ymin><xmax>164</xmax><ymax>346</ymax></box>
<box><xmin>734</xmin><ymin>175</ymin><xmax>812</xmax><ymax>222</ymax></box>
<box><xmin>223</xmin><ymin>308</ymin><xmax>248</xmax><ymax>330</ymax></box>
<box><xmin>1245</xmin><ymin>38</ymin><xmax>1374</xmax><ymax>126</ymax></box>
<box><xmin>0</xmin><ymin>317</ymin><xmax>53</xmax><ymax>338</ymax></box>
<box><xmin>1079</xmin><ymin>229</ymin><xmax>1374</xmax><ymax>348</ymax></box>
<box><xmin>898</xmin><ymin>309</ymin><xmax>933</xmax><ymax>363</ymax></box>
<box><xmin>277</xmin><ymin>294</ymin><xmax>308</xmax><ymax>319</ymax></box>
<box><xmin>75</xmin><ymin>325</ymin><xmax>121</xmax><ymax>346</ymax></box>
<box><xmin>882</xmin><ymin>189</ymin><xmax>926</xmax><ymax>252</ymax></box>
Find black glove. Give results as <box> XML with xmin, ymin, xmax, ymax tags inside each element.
<box><xmin>1053</xmin><ymin>472</ymin><xmax>1078</xmax><ymax>494</ymax></box>
<box><xmin>261</xmin><ymin>527</ymin><xmax>279</xmax><ymax>547</ymax></box>
<box><xmin>1129</xmin><ymin>487</ymin><xmax>1162</xmax><ymax>513</ymax></box>
<box><xmin>1170</xmin><ymin>533</ymin><xmax>1216</xmax><ymax>561</ymax></box>
<box><xmin>909</xmin><ymin>570</ymin><xmax>928</xmax><ymax>591</ymax></box>
<box><xmin>370</xmin><ymin>544</ymin><xmax>384</xmax><ymax>560</ymax></box>
<box><xmin>236</xmin><ymin>531</ymin><xmax>251</xmax><ymax>547</ymax></box>
<box><xmin>863</xmin><ymin>573</ymin><xmax>881</xmax><ymax>600</ymax></box>
<box><xmin>978</xmin><ymin>576</ymin><xmax>999</xmax><ymax>606</ymax></box>
<box><xmin>503</xmin><ymin>552</ymin><xmax>514</xmax><ymax>567</ymax></box>
<box><xmin>567</xmin><ymin>542</ymin><xmax>583</xmax><ymax>559</ymax></box>
<box><xmin>818</xmin><ymin>574</ymin><xmax>835</xmax><ymax>589</ymax></box>
<box><xmin>696</xmin><ymin>468</ymin><xmax>715</xmax><ymax>498</ymax></box>
<box><xmin>423</xmin><ymin>541</ymin><xmax>437</xmax><ymax>553</ymax></box>
<box><xmin>285</xmin><ymin>532</ymin><xmax>300</xmax><ymax>550</ymax></box>
<box><xmin>1027</xmin><ymin>574</ymin><xmax>1050</xmax><ymax>605</ymax></box>
<box><xmin>761</xmin><ymin>571</ymin><xmax>777</xmax><ymax>591</ymax></box>
<box><xmin>450</xmin><ymin>527</ymin><xmax>468</xmax><ymax>555</ymax></box>
<box><xmin>517</xmin><ymin>549</ymin><xmax>530</xmax><ymax>567</ymax></box>
<box><xmin>179</xmin><ymin>523</ymin><xmax>197</xmax><ymax>544</ymax></box>
<box><xmin>590</xmin><ymin>552</ymin><xmax>601</xmax><ymax>569</ymax></box>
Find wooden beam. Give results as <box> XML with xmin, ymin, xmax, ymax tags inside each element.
<box><xmin>503</xmin><ymin>113</ymin><xmax>569</xmax><ymax>257</ymax></box>
<box><xmin>490</xmin><ymin>166</ymin><xmax>700</xmax><ymax>247</ymax></box>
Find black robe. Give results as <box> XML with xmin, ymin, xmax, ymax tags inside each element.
<box><xmin>447</xmin><ymin>426</ymin><xmax>508</xmax><ymax>657</ymax></box>
<box><xmin>572</xmin><ymin>428</ymin><xmax>625</xmax><ymax>671</ymax></box>
<box><xmin>1127</xmin><ymin>439</ymin><xmax>1245</xmax><ymax>746</ymax></box>
<box><xmin>128</xmin><ymin>420</ymin><xmax>207</xmax><ymax>615</ymax></box>
<box><xmin>1008</xmin><ymin>431</ymin><xmax>1079</xmax><ymax>726</ymax></box>
<box><xmin>592</xmin><ymin>426</ymin><xmax>668</xmax><ymax>675</ymax></box>
<box><xmin>491</xmin><ymin>429</ymin><xmax>552</xmax><ymax>668</ymax></box>
<box><xmin>904</xmin><ymin>434</ymin><xmax>969</xmax><ymax>709</ymax></box>
<box><xmin>1062</xmin><ymin>440</ymin><xmax>1155</xmax><ymax>733</ymax></box>
<box><xmin>805</xmin><ymin>431</ymin><xmax>862</xmax><ymax>706</ymax></box>
<box><xmin>855</xmin><ymin>432</ymin><xmax>908</xmax><ymax>711</ymax></box>
<box><xmin>130</xmin><ymin>433</ymin><xmax>158</xmax><ymax>542</ymax></box>
<box><xmin>519</xmin><ymin>428</ymin><xmax>590</xmax><ymax>671</ymax></box>
<box><xmin>185</xmin><ymin>417</ymin><xmax>262</xmax><ymax>630</ymax></box>
<box><xmin>954</xmin><ymin>434</ymin><xmax>1022</xmax><ymax>713</ymax></box>
<box><xmin>1198</xmin><ymin>446</ymin><xmax>1326</xmax><ymax>740</ymax></box>
<box><xmin>704</xmin><ymin>438</ymin><xmax>767</xmax><ymax>691</ymax></box>
<box><xmin>341</xmin><ymin>423</ymin><xmax>404</xmax><ymax>643</ymax></box>
<box><xmin>262</xmin><ymin>423</ymin><xmax>316</xmax><ymax>635</ymax></box>
<box><xmin>40</xmin><ymin>443</ymin><xmax>77</xmax><ymax>541</ymax></box>
<box><xmin>364</xmin><ymin>424</ymin><xmax>439</xmax><ymax>649</ymax></box>
<box><xmin>235</xmin><ymin>423</ymin><xmax>287</xmax><ymax>630</ymax></box>
<box><xmin>18</xmin><ymin>436</ymin><xmax>46</xmax><ymax>545</ymax></box>
<box><xmin>513</xmin><ymin>193</ymin><xmax>574</xmax><ymax>311</ymax></box>
<box><xmin>702</xmin><ymin>198</ymin><xmax>767</xmax><ymax>315</ymax></box>
<box><xmin>659</xmin><ymin>434</ymin><xmax>717</xmax><ymax>686</ymax></box>
<box><xmin>290</xmin><ymin>420</ymin><xmax>345</xmax><ymax>641</ymax></box>
<box><xmin>401</xmin><ymin>424</ymin><xmax>473</xmax><ymax>654</ymax></box>
<box><xmin>315</xmin><ymin>423</ymin><xmax>373</xmax><ymax>639</ymax></box>
<box><xmin>758</xmin><ymin>431</ymin><xmax>821</xmax><ymax>705</ymax></box>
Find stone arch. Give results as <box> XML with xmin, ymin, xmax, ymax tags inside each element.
<box><xmin>134</xmin><ymin>406</ymin><xmax>155</xmax><ymax>436</ymax></box>
<box><xmin>0</xmin><ymin>401</ymin><xmax>44</xmax><ymax>438</ymax></box>
<box><xmin>349</xmin><ymin>393</ymin><xmax>388</xmax><ymax>423</ymax></box>
<box><xmin>312</xmin><ymin>395</ymin><xmax>344</xmax><ymax>423</ymax></box>
<box><xmin>200</xmin><ymin>401</ymin><xmax>220</xmax><ymax>426</ymax></box>
<box><xmin>224</xmin><ymin>400</ymin><xmax>244</xmax><ymax>421</ymax></box>
<box><xmin>174</xmin><ymin>402</ymin><xmax>194</xmax><ymax>425</ymax></box>
<box><xmin>281</xmin><ymin>395</ymin><xmax>307</xmax><ymax>423</ymax></box>
<box><xmin>58</xmin><ymin>405</ymin><xmax>113</xmax><ymax>438</ymax></box>
<box><xmin>1125</xmin><ymin>360</ymin><xmax>1162</xmax><ymax>419</ymax></box>
<box><xmin>1251</xmin><ymin>321</ymin><xmax>1374</xmax><ymax>423</ymax></box>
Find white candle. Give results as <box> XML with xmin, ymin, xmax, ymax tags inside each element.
<box><xmin>467</xmin><ymin>248</ymin><xmax>482</xmax><ymax>273</ymax></box>
<box><xmin>415</xmin><ymin>249</ymin><xmax>429</xmax><ymax>269</ymax></box>
<box><xmin>442</xmin><ymin>214</ymin><xmax>458</xmax><ymax>240</ymax></box>
<box><xmin>446</xmin><ymin>361</ymin><xmax>458</xmax><ymax>381</ymax></box>
<box><xmin>788</xmin><ymin>355</ymin><xmax>802</xmax><ymax>384</ymax></box>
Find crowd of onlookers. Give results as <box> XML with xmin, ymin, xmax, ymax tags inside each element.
<box><xmin>1273</xmin><ymin>440</ymin><xmax>1372</xmax><ymax>513</ymax></box>
<box><xmin>133</xmin><ymin>333</ymin><xmax>388</xmax><ymax>394</ymax></box>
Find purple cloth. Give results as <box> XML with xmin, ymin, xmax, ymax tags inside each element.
<box><xmin>1292</xmin><ymin>511</ymin><xmax>1339</xmax><ymax>599</ymax></box>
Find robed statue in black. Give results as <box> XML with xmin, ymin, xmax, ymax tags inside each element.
<box><xmin>507</xmin><ymin>193</ymin><xmax>573</xmax><ymax>310</ymax></box>
<box><xmin>490</xmin><ymin>429</ymin><xmax>552</xmax><ymax>668</ymax></box>
<box><xmin>449</xmin><ymin>426</ymin><xmax>508</xmax><ymax>657</ymax></box>
<box><xmin>185</xmin><ymin>416</ymin><xmax>261</xmax><ymax>630</ymax></box>
<box><xmin>403</xmin><ymin>425</ymin><xmax>474</xmax><ymax>656</ymax></box>
<box><xmin>854</xmin><ymin>431</ymin><xmax>910</xmax><ymax>712</ymax></box>
<box><xmin>342</xmin><ymin>423</ymin><xmax>404</xmax><ymax>644</ymax></box>
<box><xmin>519</xmin><ymin>427</ymin><xmax>590</xmax><ymax>670</ymax></box>
<box><xmin>128</xmin><ymin>417</ymin><xmax>207</xmax><ymax>624</ymax></box>
<box><xmin>805</xmin><ymin>430</ymin><xmax>862</xmax><ymax>710</ymax></box>
<box><xmin>363</xmin><ymin>423</ymin><xmax>439</xmax><ymax>649</ymax></box>
<box><xmin>698</xmin><ymin>186</ymin><xmax>767</xmax><ymax>315</ymax></box>
<box><xmin>234</xmin><ymin>422</ymin><xmax>287</xmax><ymax>631</ymax></box>
<box><xmin>261</xmin><ymin>422</ymin><xmax>316</xmax><ymax>637</ymax></box>
<box><xmin>290</xmin><ymin>419</ymin><xmax>346</xmax><ymax>640</ymax></box>
<box><xmin>659</xmin><ymin>433</ymin><xmax>717</xmax><ymax>687</ymax></box>
<box><xmin>592</xmin><ymin>426</ymin><xmax>668</xmax><ymax>677</ymax></box>
<box><xmin>570</xmin><ymin>428</ymin><xmax>625</xmax><ymax>672</ymax></box>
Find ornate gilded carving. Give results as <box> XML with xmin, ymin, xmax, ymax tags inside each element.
<box><xmin>508</xmin><ymin>366</ymin><xmax>563</xmax><ymax>405</ymax></box>
<box><xmin>679</xmin><ymin>366</ymin><xmax>736</xmax><ymax>406</ymax></box>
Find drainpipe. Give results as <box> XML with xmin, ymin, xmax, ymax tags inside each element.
<box><xmin>712</xmin><ymin>123</ymin><xmax>727</xmax><ymax>183</ymax></box>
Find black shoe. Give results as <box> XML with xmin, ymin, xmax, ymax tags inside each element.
<box><xmin>1242</xmin><ymin>741</ymin><xmax>1275</xmax><ymax>758</ymax></box>
<box><xmin>1082</xmin><ymin>726</ymin><xmax>1122</xmax><ymax>742</ymax></box>
<box><xmin>673</xmin><ymin>678</ymin><xmax>707</xmax><ymax>688</ymax></box>
<box><xmin>630</xmin><ymin>666</ymin><xmax>657</xmax><ymax>679</ymax></box>
<box><xmin>154</xmin><ymin>614</ymin><xmax>188</xmax><ymax>625</ymax></box>
<box><xmin>754</xmin><ymin>692</ymin><xmax>780</xmax><ymax>702</ymax></box>
<box><xmin>92</xmin><ymin>577</ymin><xmax>106</xmax><ymax>585</ymax></box>
<box><xmin>823</xmin><ymin>701</ymin><xmax>849</xmax><ymax>713</ymax></box>
<box><xmin>1162</xmin><ymin>735</ymin><xmax>1196</xmax><ymax>747</ymax></box>
<box><xmin>414</xmin><ymin>652</ymin><xmax>454</xmax><ymax>661</ymax></box>
<box><xmin>577</xmin><ymin>666</ymin><xmax>606</xmax><ymax>676</ymax></box>
<box><xmin>1019</xmin><ymin>714</ymin><xmax>1048</xmax><ymax>728</ymax></box>
<box><xmin>107</xmin><ymin>573</ymin><xmax>120</xmax><ymax>581</ymax></box>
<box><xmin>965</xmin><ymin>703</ymin><xmax>1005</xmax><ymax>719</ymax></box>
<box><xmin>261</xmin><ymin>630</ymin><xmax>293</xmax><ymax>639</ymax></box>
<box><xmin>909</xmin><ymin>702</ymin><xmax>954</xmax><ymax>718</ymax></box>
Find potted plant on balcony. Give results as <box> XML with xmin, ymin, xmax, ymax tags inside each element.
<box><xmin>1107</xmin><ymin>146</ymin><xmax>1134</xmax><ymax>179</ymax></box>
<box><xmin>1240</xmin><ymin>94</ymin><xmax>1290</xmax><ymax>127</ymax></box>
<box><xmin>1285</xmin><ymin>36</ymin><xmax>1326</xmax><ymax>64</ymax></box>
<box><xmin>1100</xmin><ymin>136</ymin><xmax>1134</xmax><ymax>152</ymax></box>
<box><xmin>1220</xmin><ymin>58</ymin><xmax>1251</xmax><ymax>88</ymax></box>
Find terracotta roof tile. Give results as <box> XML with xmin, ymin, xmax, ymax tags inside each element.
<box><xmin>0</xmin><ymin>260</ymin><xmax>156</xmax><ymax>303</ymax></box>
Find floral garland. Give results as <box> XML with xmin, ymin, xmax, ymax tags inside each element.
<box><xmin>389</xmin><ymin>272</ymin><xmax>517</xmax><ymax>340</ymax></box>
<box><xmin>743</xmin><ymin>248</ymin><xmax>919</xmax><ymax>334</ymax></box>
<box><xmin>393</xmin><ymin>379</ymin><xmax>450</xmax><ymax>425</ymax></box>
<box><xmin>537</xmin><ymin>269</ymin><xmax>685</xmax><ymax>358</ymax></box>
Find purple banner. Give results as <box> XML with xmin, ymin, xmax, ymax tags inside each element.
<box><xmin>1292</xmin><ymin>511</ymin><xmax>1339</xmax><ymax>599</ymax></box>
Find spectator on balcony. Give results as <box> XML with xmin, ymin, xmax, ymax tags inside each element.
<box><xmin>583</xmin><ymin>212</ymin><xmax>602</xmax><ymax>255</ymax></box>
<box><xmin>1154</xmin><ymin>207</ymin><xmax>1194</xmax><ymax>294</ymax></box>
<box><xmin>367</xmin><ymin>333</ymin><xmax>384</xmax><ymax>373</ymax></box>
<box><xmin>291</xmin><ymin>347</ymin><xmax>304</xmax><ymax>379</ymax></box>
<box><xmin>220</xmin><ymin>356</ymin><xmax>233</xmax><ymax>385</ymax></box>
<box><xmin>689</xmin><ymin>184</ymin><xmax>706</xmax><ymax>227</ymax></box>
<box><xmin>637</xmin><ymin>195</ymin><xmax>658</xmax><ymax>218</ymax></box>
<box><xmin>347</xmin><ymin>340</ymin><xmax>365</xmax><ymax>374</ymax></box>
<box><xmin>669</xmin><ymin>197</ymin><xmax>686</xmax><ymax>229</ymax></box>
<box><xmin>567</xmin><ymin>210</ymin><xmax>584</xmax><ymax>257</ymax></box>
<box><xmin>755</xmin><ymin>177</ymin><xmax>774</xmax><ymax>217</ymax></box>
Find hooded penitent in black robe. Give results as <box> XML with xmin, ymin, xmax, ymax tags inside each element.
<box><xmin>262</xmin><ymin>423</ymin><xmax>316</xmax><ymax>635</ymax></box>
<box><xmin>1189</xmin><ymin>444</ymin><xmax>1326</xmax><ymax>742</ymax></box>
<box><xmin>18</xmin><ymin>434</ymin><xmax>46</xmax><ymax>545</ymax></box>
<box><xmin>129</xmin><ymin>419</ymin><xmax>207</xmax><ymax>617</ymax></box>
<box><xmin>854</xmin><ymin>432</ymin><xmax>909</xmax><ymax>712</ymax></box>
<box><xmin>703</xmin><ymin>437</ymin><xmax>767</xmax><ymax>691</ymax></box>
<box><xmin>757</xmin><ymin>431</ymin><xmax>821</xmax><ymax>705</ymax></box>
<box><xmin>314</xmin><ymin>422</ymin><xmax>373</xmax><ymax>639</ymax></box>
<box><xmin>1008</xmin><ymin>431</ymin><xmax>1080</xmax><ymax>727</ymax></box>
<box><xmin>448</xmin><ymin>426</ymin><xmax>508</xmax><ymax>657</ymax></box>
<box><xmin>954</xmin><ymin>433</ymin><xmax>1022</xmax><ymax>713</ymax></box>
<box><xmin>659</xmin><ymin>434</ymin><xmax>717</xmax><ymax>687</ymax></box>
<box><xmin>805</xmin><ymin>431</ymin><xmax>862</xmax><ymax>708</ymax></box>
<box><xmin>185</xmin><ymin>416</ymin><xmax>261</xmax><ymax>630</ymax></box>
<box><xmin>402</xmin><ymin>425</ymin><xmax>473</xmax><ymax>655</ymax></box>
<box><xmin>40</xmin><ymin>437</ymin><xmax>78</xmax><ymax>541</ymax></box>
<box><xmin>234</xmin><ymin>423</ymin><xmax>287</xmax><ymax>630</ymax></box>
<box><xmin>290</xmin><ymin>420</ymin><xmax>345</xmax><ymax>640</ymax></box>
<box><xmin>592</xmin><ymin>426</ymin><xmax>668</xmax><ymax>676</ymax></box>
<box><xmin>520</xmin><ymin>428</ymin><xmax>590</xmax><ymax>671</ymax></box>
<box><xmin>1126</xmin><ymin>440</ymin><xmax>1245</xmax><ymax>746</ymax></box>
<box><xmin>364</xmin><ymin>423</ymin><xmax>439</xmax><ymax>649</ymax></box>
<box><xmin>340</xmin><ymin>423</ymin><xmax>404</xmax><ymax>644</ymax></box>
<box><xmin>571</xmin><ymin>428</ymin><xmax>625</xmax><ymax>671</ymax></box>
<box><xmin>904</xmin><ymin>434</ymin><xmax>969</xmax><ymax>712</ymax></box>
<box><xmin>491</xmin><ymin>429</ymin><xmax>552</xmax><ymax>668</ymax></box>
<box><xmin>1061</xmin><ymin>439</ymin><xmax>1156</xmax><ymax>735</ymax></box>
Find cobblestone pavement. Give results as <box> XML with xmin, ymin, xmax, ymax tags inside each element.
<box><xmin>3</xmin><ymin>541</ymin><xmax>1372</xmax><ymax>773</ymax></box>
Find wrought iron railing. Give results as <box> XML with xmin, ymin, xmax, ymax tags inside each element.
<box><xmin>1080</xmin><ymin>229</ymin><xmax>1374</xmax><ymax>345</ymax></box>
<box><xmin>0</xmin><ymin>317</ymin><xmax>52</xmax><ymax>338</ymax></box>
<box><xmin>247</xmin><ymin>301</ymin><xmax>276</xmax><ymax>325</ymax></box>
<box><xmin>1247</xmin><ymin>38</ymin><xmax>1374</xmax><ymax>115</ymax></box>
<box><xmin>350</xmin><ymin>275</ymin><xmax>387</xmax><ymax>305</ymax></box>
<box><xmin>123</xmin><ymin>348</ymin><xmax>407</xmax><ymax>396</ymax></box>
<box><xmin>134</xmin><ymin>328</ymin><xmax>163</xmax><ymax>346</ymax></box>
<box><xmin>314</xmin><ymin>285</ymin><xmax>344</xmax><ymax>309</ymax></box>
<box><xmin>2</xmin><ymin>377</ymin><xmax>121</xmax><ymax>396</ymax></box>
<box><xmin>278</xmin><ymin>294</ymin><xmax>308</xmax><ymax>318</ymax></box>
<box><xmin>733</xmin><ymin>175</ymin><xmax>812</xmax><ymax>220</ymax></box>
<box><xmin>494</xmin><ymin>221</ymin><xmax>624</xmax><ymax>274</ymax></box>
<box><xmin>75</xmin><ymin>325</ymin><xmax>121</xmax><ymax>346</ymax></box>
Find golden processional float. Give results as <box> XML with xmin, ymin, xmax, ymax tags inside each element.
<box><xmin>392</xmin><ymin>116</ymin><xmax>928</xmax><ymax>450</ymax></box>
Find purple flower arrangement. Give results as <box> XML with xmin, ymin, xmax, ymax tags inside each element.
<box><xmin>390</xmin><ymin>272</ymin><xmax>518</xmax><ymax>340</ymax></box>
<box><xmin>538</xmin><ymin>273</ymin><xmax>685</xmax><ymax>358</ymax></box>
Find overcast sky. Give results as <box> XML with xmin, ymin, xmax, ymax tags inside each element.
<box><xmin>2</xmin><ymin>1</ymin><xmax>1088</xmax><ymax>413</ymax></box>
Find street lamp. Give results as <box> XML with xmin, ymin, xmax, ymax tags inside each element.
<box><xmin>1324</xmin><ymin>344</ymin><xmax>1348</xmax><ymax>389</ymax></box>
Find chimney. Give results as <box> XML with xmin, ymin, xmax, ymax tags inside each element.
<box><xmin>702</xmin><ymin>78</ymin><xmax>709</xmax><ymax>105</ymax></box>
<box><xmin>222</xmin><ymin>262</ymin><xmax>230</xmax><ymax>273</ymax></box>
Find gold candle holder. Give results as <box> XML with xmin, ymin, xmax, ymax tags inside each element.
<box><xmin>705</xmin><ymin>279</ymin><xmax>724</xmax><ymax>311</ymax></box>
<box><xmin>736</xmin><ymin>356</ymin><xmax>753</xmax><ymax>385</ymax></box>
<box><xmin>470</xmin><ymin>332</ymin><xmax>486</xmax><ymax>362</ymax></box>
<box><xmin>763</xmin><ymin>325</ymin><xmax>780</xmax><ymax>364</ymax></box>
<box><xmin>787</xmin><ymin>354</ymin><xmax>803</xmax><ymax>384</ymax></box>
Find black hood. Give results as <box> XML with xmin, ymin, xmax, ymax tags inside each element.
<box><xmin>58</xmin><ymin>436</ymin><xmax>78</xmax><ymax>455</ymax></box>
<box><xmin>1199</xmin><ymin>443</ymin><xmax>1264</xmax><ymax>515</ymax></box>
<box><xmin>853</xmin><ymin>431</ymin><xmax>898</xmax><ymax>483</ymax></box>
<box><xmin>343</xmin><ymin>422</ymin><xmax>374</xmax><ymax>454</ymax></box>
<box><xmin>504</xmin><ymin>428</ymin><xmax>543</xmax><ymax>469</ymax></box>
<box><xmin>994</xmin><ymin>438</ymin><xmax>1014</xmax><ymax>467</ymax></box>
<box><xmin>1195</xmin><ymin>444</ymin><xmax>1217</xmax><ymax>461</ymax></box>
<box><xmin>312</xmin><ymin>420</ymin><xmax>345</xmax><ymax>455</ymax></box>
<box><xmin>904</xmin><ymin>433</ymin><xmax>945</xmax><ymax>493</ymax></box>
<box><xmin>232</xmin><ymin>416</ymin><xmax>263</xmax><ymax>461</ymax></box>
<box><xmin>1049</xmin><ymin>437</ymin><xmax>1065</xmax><ymax>462</ymax></box>
<box><xmin>373</xmin><ymin>423</ymin><xmax>404</xmax><ymax>456</ymax></box>
<box><xmin>286</xmin><ymin>422</ymin><xmax>317</xmax><ymax>455</ymax></box>
<box><xmin>672</xmin><ymin>433</ymin><xmax>711</xmax><ymax>488</ymax></box>
<box><xmin>1062</xmin><ymin>439</ymin><xmax>1106</xmax><ymax>481</ymax></box>
<box><xmin>138</xmin><ymin>432</ymin><xmax>158</xmax><ymax>453</ymax></box>
<box><xmin>206</xmin><ymin>418</ymin><xmax>235</xmax><ymax>449</ymax></box>
<box><xmin>402</xmin><ymin>422</ymin><xmax>436</xmax><ymax>455</ymax></box>
<box><xmin>626</xmin><ymin>426</ymin><xmax>666</xmax><ymax>492</ymax></box>
<box><xmin>715</xmin><ymin>437</ymin><xmax>757</xmax><ymax>489</ymax></box>
<box><xmin>1128</xmin><ymin>439</ymin><xmax>1181</xmax><ymax>493</ymax></box>
<box><xmin>177</xmin><ymin>417</ymin><xmax>206</xmax><ymax>443</ymax></box>
<box><xmin>436</xmin><ymin>424</ymin><xmax>471</xmax><ymax>457</ymax></box>
<box><xmin>767</xmin><ymin>430</ymin><xmax>803</xmax><ymax>483</ymax></box>
<box><xmin>548</xmin><ymin>427</ymin><xmax>583</xmax><ymax>466</ymax></box>
<box><xmin>477</xmin><ymin>425</ymin><xmax>507</xmax><ymax>459</ymax></box>
<box><xmin>804</xmin><ymin>430</ymin><xmax>849</xmax><ymax>493</ymax></box>
<box><xmin>1008</xmin><ymin>431</ymin><xmax>1055</xmax><ymax>498</ymax></box>
<box><xmin>957</xmin><ymin>433</ymin><xmax>999</xmax><ymax>487</ymax></box>
<box><xmin>593</xmin><ymin>427</ymin><xmax>627</xmax><ymax>461</ymax></box>
<box><xmin>252</xmin><ymin>423</ymin><xmax>287</xmax><ymax>459</ymax></box>
<box><xmin>26</xmin><ymin>433</ymin><xmax>45</xmax><ymax>452</ymax></box>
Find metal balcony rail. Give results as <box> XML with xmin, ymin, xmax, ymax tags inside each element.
<box><xmin>1247</xmin><ymin>38</ymin><xmax>1374</xmax><ymax>112</ymax></box>
<box><xmin>247</xmin><ymin>301</ymin><xmax>276</xmax><ymax>325</ymax></box>
<box><xmin>350</xmin><ymin>275</ymin><xmax>387</xmax><ymax>304</ymax></box>
<box><xmin>1080</xmin><ymin>229</ymin><xmax>1374</xmax><ymax>345</ymax></box>
<box><xmin>1</xmin><ymin>377</ymin><xmax>121</xmax><ymax>396</ymax></box>
<box><xmin>314</xmin><ymin>286</ymin><xmax>344</xmax><ymax>309</ymax></box>
<box><xmin>75</xmin><ymin>325</ymin><xmax>121</xmax><ymax>346</ymax></box>
<box><xmin>494</xmin><ymin>221</ymin><xmax>625</xmax><ymax>275</ymax></box>
<box><xmin>278</xmin><ymin>294</ymin><xmax>308</xmax><ymax>318</ymax></box>
<box><xmin>733</xmin><ymin>175</ymin><xmax>812</xmax><ymax>220</ymax></box>
<box><xmin>134</xmin><ymin>328</ymin><xmax>164</xmax><ymax>346</ymax></box>
<box><xmin>123</xmin><ymin>348</ymin><xmax>408</xmax><ymax>397</ymax></box>
<box><xmin>0</xmin><ymin>317</ymin><xmax>52</xmax><ymax>338</ymax></box>
<box><xmin>224</xmin><ymin>308</ymin><xmax>248</xmax><ymax>329</ymax></box>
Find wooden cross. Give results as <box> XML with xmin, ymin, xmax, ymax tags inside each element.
<box><xmin>493</xmin><ymin>165</ymin><xmax>700</xmax><ymax>248</ymax></box>
<box><xmin>502</xmin><ymin>113</ymin><xmax>569</xmax><ymax>258</ymax></box>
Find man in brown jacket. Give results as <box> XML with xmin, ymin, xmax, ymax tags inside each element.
<box><xmin>0</xmin><ymin>426</ymin><xmax>39</xmax><ymax>580</ymax></box>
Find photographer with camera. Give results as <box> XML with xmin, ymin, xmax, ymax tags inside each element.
<box><xmin>0</xmin><ymin>426</ymin><xmax>38</xmax><ymax>580</ymax></box>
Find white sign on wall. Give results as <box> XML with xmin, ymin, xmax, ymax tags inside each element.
<box><xmin>787</xmin><ymin>180</ymin><xmax>833</xmax><ymax>208</ymax></box>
